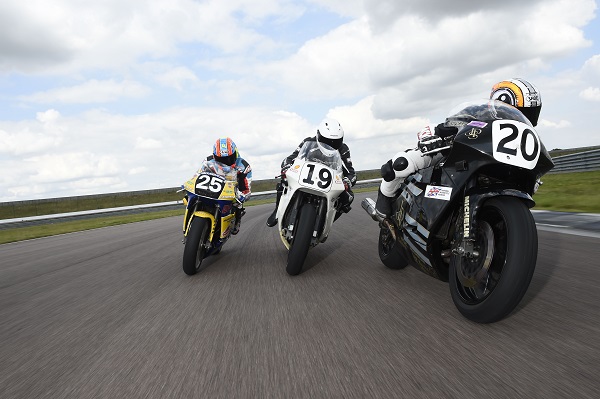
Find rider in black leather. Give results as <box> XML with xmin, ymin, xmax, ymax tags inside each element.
<box><xmin>266</xmin><ymin>118</ymin><xmax>357</xmax><ymax>227</ymax></box>
<box><xmin>375</xmin><ymin>78</ymin><xmax>543</xmax><ymax>218</ymax></box>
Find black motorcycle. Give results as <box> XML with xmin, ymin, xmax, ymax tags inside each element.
<box><xmin>362</xmin><ymin>100</ymin><xmax>554</xmax><ymax>323</ymax></box>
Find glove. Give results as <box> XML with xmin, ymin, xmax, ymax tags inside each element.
<box><xmin>237</xmin><ymin>172</ymin><xmax>248</xmax><ymax>192</ymax></box>
<box><xmin>419</xmin><ymin>135</ymin><xmax>444</xmax><ymax>153</ymax></box>
<box><xmin>347</xmin><ymin>174</ymin><xmax>357</xmax><ymax>187</ymax></box>
<box><xmin>434</xmin><ymin>123</ymin><xmax>458</xmax><ymax>138</ymax></box>
<box><xmin>342</xmin><ymin>177</ymin><xmax>351</xmax><ymax>190</ymax></box>
<box><xmin>381</xmin><ymin>159</ymin><xmax>395</xmax><ymax>182</ymax></box>
<box><xmin>281</xmin><ymin>163</ymin><xmax>292</xmax><ymax>176</ymax></box>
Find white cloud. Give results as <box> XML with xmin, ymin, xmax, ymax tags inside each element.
<box><xmin>156</xmin><ymin>67</ymin><xmax>199</xmax><ymax>90</ymax></box>
<box><xmin>0</xmin><ymin>0</ymin><xmax>599</xmax><ymax>201</ymax></box>
<box><xmin>135</xmin><ymin>137</ymin><xmax>163</xmax><ymax>150</ymax></box>
<box><xmin>20</xmin><ymin>80</ymin><xmax>150</xmax><ymax>104</ymax></box>
<box><xmin>28</xmin><ymin>152</ymin><xmax>120</xmax><ymax>183</ymax></box>
<box><xmin>539</xmin><ymin>119</ymin><xmax>572</xmax><ymax>129</ymax></box>
<box><xmin>579</xmin><ymin>87</ymin><xmax>600</xmax><ymax>101</ymax></box>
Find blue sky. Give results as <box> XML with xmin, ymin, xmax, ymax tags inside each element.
<box><xmin>1</xmin><ymin>0</ymin><xmax>599</xmax><ymax>201</ymax></box>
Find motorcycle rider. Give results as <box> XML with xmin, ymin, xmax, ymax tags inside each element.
<box><xmin>266</xmin><ymin>118</ymin><xmax>357</xmax><ymax>227</ymax></box>
<box><xmin>375</xmin><ymin>78</ymin><xmax>543</xmax><ymax>218</ymax></box>
<box><xmin>201</xmin><ymin>137</ymin><xmax>252</xmax><ymax>235</ymax></box>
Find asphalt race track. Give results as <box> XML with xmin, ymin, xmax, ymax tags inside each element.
<box><xmin>1</xmin><ymin>192</ymin><xmax>599</xmax><ymax>399</ymax></box>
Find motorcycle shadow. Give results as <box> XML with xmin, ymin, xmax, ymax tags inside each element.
<box><xmin>291</xmin><ymin>239</ymin><xmax>344</xmax><ymax>275</ymax></box>
<box><xmin>512</xmin><ymin>228</ymin><xmax>562</xmax><ymax>312</ymax></box>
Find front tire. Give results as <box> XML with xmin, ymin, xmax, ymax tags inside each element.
<box><xmin>286</xmin><ymin>203</ymin><xmax>317</xmax><ymax>276</ymax></box>
<box><xmin>183</xmin><ymin>217</ymin><xmax>210</xmax><ymax>275</ymax></box>
<box><xmin>449</xmin><ymin>197</ymin><xmax>537</xmax><ymax>323</ymax></box>
<box><xmin>378</xmin><ymin>226</ymin><xmax>408</xmax><ymax>270</ymax></box>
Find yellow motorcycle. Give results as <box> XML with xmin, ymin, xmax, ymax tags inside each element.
<box><xmin>181</xmin><ymin>160</ymin><xmax>243</xmax><ymax>275</ymax></box>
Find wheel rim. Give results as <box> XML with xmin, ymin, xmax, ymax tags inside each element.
<box><xmin>380</xmin><ymin>228</ymin><xmax>395</xmax><ymax>257</ymax></box>
<box><xmin>453</xmin><ymin>209</ymin><xmax>508</xmax><ymax>304</ymax></box>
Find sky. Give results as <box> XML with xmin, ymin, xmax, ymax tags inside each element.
<box><xmin>1</xmin><ymin>0</ymin><xmax>599</xmax><ymax>202</ymax></box>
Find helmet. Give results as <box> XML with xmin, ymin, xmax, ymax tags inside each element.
<box><xmin>490</xmin><ymin>78</ymin><xmax>542</xmax><ymax>126</ymax></box>
<box><xmin>316</xmin><ymin>118</ymin><xmax>344</xmax><ymax>150</ymax></box>
<box><xmin>212</xmin><ymin>137</ymin><xmax>238</xmax><ymax>166</ymax></box>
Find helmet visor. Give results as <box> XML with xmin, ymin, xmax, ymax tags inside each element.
<box><xmin>317</xmin><ymin>132</ymin><xmax>342</xmax><ymax>150</ymax></box>
<box><xmin>520</xmin><ymin>105</ymin><xmax>541</xmax><ymax>127</ymax></box>
<box><xmin>214</xmin><ymin>154</ymin><xmax>237</xmax><ymax>166</ymax></box>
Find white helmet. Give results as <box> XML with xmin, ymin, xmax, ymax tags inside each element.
<box><xmin>316</xmin><ymin>118</ymin><xmax>344</xmax><ymax>150</ymax></box>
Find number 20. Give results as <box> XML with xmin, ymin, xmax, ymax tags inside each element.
<box><xmin>497</xmin><ymin>122</ymin><xmax>539</xmax><ymax>162</ymax></box>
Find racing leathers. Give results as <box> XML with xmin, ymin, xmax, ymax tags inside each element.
<box><xmin>203</xmin><ymin>154</ymin><xmax>252</xmax><ymax>234</ymax></box>
<box><xmin>375</xmin><ymin>123</ymin><xmax>456</xmax><ymax>218</ymax></box>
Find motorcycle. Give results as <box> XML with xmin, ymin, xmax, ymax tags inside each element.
<box><xmin>181</xmin><ymin>159</ymin><xmax>243</xmax><ymax>275</ymax></box>
<box><xmin>276</xmin><ymin>140</ymin><xmax>347</xmax><ymax>275</ymax></box>
<box><xmin>362</xmin><ymin>99</ymin><xmax>555</xmax><ymax>323</ymax></box>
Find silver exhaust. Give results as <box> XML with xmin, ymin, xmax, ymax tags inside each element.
<box><xmin>361</xmin><ymin>198</ymin><xmax>383</xmax><ymax>222</ymax></box>
<box><xmin>361</xmin><ymin>197</ymin><xmax>398</xmax><ymax>241</ymax></box>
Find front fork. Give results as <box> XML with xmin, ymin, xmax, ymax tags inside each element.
<box><xmin>452</xmin><ymin>194</ymin><xmax>479</xmax><ymax>259</ymax></box>
<box><xmin>453</xmin><ymin>187</ymin><xmax>534</xmax><ymax>259</ymax></box>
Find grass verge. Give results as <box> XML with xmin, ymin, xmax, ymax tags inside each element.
<box><xmin>1</xmin><ymin>171</ymin><xmax>598</xmax><ymax>245</ymax></box>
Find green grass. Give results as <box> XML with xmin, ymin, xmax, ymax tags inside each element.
<box><xmin>532</xmin><ymin>170</ymin><xmax>600</xmax><ymax>213</ymax></box>
<box><xmin>0</xmin><ymin>209</ymin><xmax>184</xmax><ymax>245</ymax></box>
<box><xmin>0</xmin><ymin>170</ymin><xmax>597</xmax><ymax>245</ymax></box>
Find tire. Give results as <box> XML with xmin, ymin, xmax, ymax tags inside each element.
<box><xmin>286</xmin><ymin>203</ymin><xmax>317</xmax><ymax>276</ymax></box>
<box><xmin>449</xmin><ymin>197</ymin><xmax>537</xmax><ymax>323</ymax></box>
<box><xmin>182</xmin><ymin>217</ymin><xmax>210</xmax><ymax>276</ymax></box>
<box><xmin>378</xmin><ymin>226</ymin><xmax>408</xmax><ymax>270</ymax></box>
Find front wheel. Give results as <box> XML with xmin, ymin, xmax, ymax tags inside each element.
<box><xmin>286</xmin><ymin>203</ymin><xmax>317</xmax><ymax>276</ymax></box>
<box><xmin>449</xmin><ymin>197</ymin><xmax>537</xmax><ymax>323</ymax></box>
<box><xmin>183</xmin><ymin>217</ymin><xmax>211</xmax><ymax>275</ymax></box>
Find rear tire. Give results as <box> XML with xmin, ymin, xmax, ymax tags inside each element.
<box><xmin>183</xmin><ymin>217</ymin><xmax>210</xmax><ymax>275</ymax></box>
<box><xmin>449</xmin><ymin>197</ymin><xmax>537</xmax><ymax>323</ymax></box>
<box><xmin>286</xmin><ymin>203</ymin><xmax>317</xmax><ymax>276</ymax></box>
<box><xmin>378</xmin><ymin>226</ymin><xmax>408</xmax><ymax>270</ymax></box>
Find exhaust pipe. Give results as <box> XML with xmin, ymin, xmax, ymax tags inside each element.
<box><xmin>361</xmin><ymin>197</ymin><xmax>383</xmax><ymax>222</ymax></box>
<box><xmin>361</xmin><ymin>197</ymin><xmax>398</xmax><ymax>241</ymax></box>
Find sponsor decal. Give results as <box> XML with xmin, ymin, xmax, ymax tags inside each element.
<box><xmin>466</xmin><ymin>128</ymin><xmax>482</xmax><ymax>140</ymax></box>
<box><xmin>467</xmin><ymin>121</ymin><xmax>487</xmax><ymax>128</ymax></box>
<box><xmin>463</xmin><ymin>196</ymin><xmax>470</xmax><ymax>237</ymax></box>
<box><xmin>446</xmin><ymin>120</ymin><xmax>467</xmax><ymax>127</ymax></box>
<box><xmin>288</xmin><ymin>165</ymin><xmax>301</xmax><ymax>174</ymax></box>
<box><xmin>424</xmin><ymin>185</ymin><xmax>452</xmax><ymax>201</ymax></box>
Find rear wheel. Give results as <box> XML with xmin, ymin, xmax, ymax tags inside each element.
<box><xmin>378</xmin><ymin>226</ymin><xmax>408</xmax><ymax>269</ymax></box>
<box><xmin>183</xmin><ymin>217</ymin><xmax>210</xmax><ymax>275</ymax></box>
<box><xmin>449</xmin><ymin>197</ymin><xmax>537</xmax><ymax>323</ymax></box>
<box><xmin>286</xmin><ymin>203</ymin><xmax>317</xmax><ymax>276</ymax></box>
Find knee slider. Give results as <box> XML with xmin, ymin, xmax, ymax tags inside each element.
<box><xmin>393</xmin><ymin>157</ymin><xmax>409</xmax><ymax>171</ymax></box>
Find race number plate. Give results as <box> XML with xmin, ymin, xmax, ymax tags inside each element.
<box><xmin>195</xmin><ymin>173</ymin><xmax>225</xmax><ymax>198</ymax></box>
<box><xmin>492</xmin><ymin>120</ymin><xmax>541</xmax><ymax>169</ymax></box>
<box><xmin>298</xmin><ymin>162</ymin><xmax>334</xmax><ymax>192</ymax></box>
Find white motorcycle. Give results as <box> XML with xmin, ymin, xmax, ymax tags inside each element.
<box><xmin>276</xmin><ymin>141</ymin><xmax>347</xmax><ymax>275</ymax></box>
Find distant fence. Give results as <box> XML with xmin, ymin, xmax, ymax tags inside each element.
<box><xmin>548</xmin><ymin>149</ymin><xmax>600</xmax><ymax>173</ymax></box>
<box><xmin>1</xmin><ymin>149</ymin><xmax>598</xmax><ymax>224</ymax></box>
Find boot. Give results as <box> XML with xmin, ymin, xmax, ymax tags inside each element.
<box><xmin>266</xmin><ymin>189</ymin><xmax>282</xmax><ymax>227</ymax></box>
<box><xmin>231</xmin><ymin>207</ymin><xmax>245</xmax><ymax>235</ymax></box>
<box><xmin>375</xmin><ymin>189</ymin><xmax>393</xmax><ymax>218</ymax></box>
